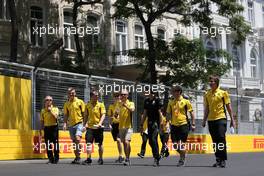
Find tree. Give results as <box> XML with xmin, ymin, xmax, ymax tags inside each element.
<box><xmin>113</xmin><ymin>0</ymin><xmax>251</xmax><ymax>84</ymax></box>
<box><xmin>8</xmin><ymin>0</ymin><xmax>18</xmax><ymax>62</ymax></box>
<box><xmin>34</xmin><ymin>38</ymin><xmax>63</xmax><ymax>71</ymax></box>
<box><xmin>65</xmin><ymin>0</ymin><xmax>102</xmax><ymax>73</ymax></box>
<box><xmin>158</xmin><ymin>35</ymin><xmax>232</xmax><ymax>89</ymax></box>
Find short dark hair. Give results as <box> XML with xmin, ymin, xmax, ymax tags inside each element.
<box><xmin>172</xmin><ymin>85</ymin><xmax>182</xmax><ymax>94</ymax></box>
<box><xmin>90</xmin><ymin>90</ymin><xmax>99</xmax><ymax>96</ymax></box>
<box><xmin>209</xmin><ymin>75</ymin><xmax>220</xmax><ymax>87</ymax></box>
<box><xmin>68</xmin><ymin>87</ymin><xmax>75</xmax><ymax>93</ymax></box>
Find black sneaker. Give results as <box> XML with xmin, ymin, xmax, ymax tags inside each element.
<box><xmin>153</xmin><ymin>159</ymin><xmax>160</xmax><ymax>167</ymax></box>
<box><xmin>164</xmin><ymin>150</ymin><xmax>170</xmax><ymax>157</ymax></box>
<box><xmin>82</xmin><ymin>158</ymin><xmax>92</xmax><ymax>165</ymax></box>
<box><xmin>71</xmin><ymin>157</ymin><xmax>81</xmax><ymax>164</ymax></box>
<box><xmin>115</xmin><ymin>156</ymin><xmax>124</xmax><ymax>163</ymax></box>
<box><xmin>46</xmin><ymin>160</ymin><xmax>53</xmax><ymax>164</ymax></box>
<box><xmin>220</xmin><ymin>160</ymin><xmax>226</xmax><ymax>168</ymax></box>
<box><xmin>212</xmin><ymin>159</ymin><xmax>221</xmax><ymax>167</ymax></box>
<box><xmin>137</xmin><ymin>153</ymin><xmax>144</xmax><ymax>158</ymax></box>
<box><xmin>53</xmin><ymin>159</ymin><xmax>59</xmax><ymax>164</ymax></box>
<box><xmin>123</xmin><ymin>158</ymin><xmax>131</xmax><ymax>166</ymax></box>
<box><xmin>97</xmin><ymin>158</ymin><xmax>104</xmax><ymax>165</ymax></box>
<box><xmin>176</xmin><ymin>159</ymin><xmax>185</xmax><ymax>167</ymax></box>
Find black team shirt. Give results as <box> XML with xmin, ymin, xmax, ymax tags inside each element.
<box><xmin>144</xmin><ymin>97</ymin><xmax>162</xmax><ymax>127</ymax></box>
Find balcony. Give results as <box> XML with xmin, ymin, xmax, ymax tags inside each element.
<box><xmin>241</xmin><ymin>77</ymin><xmax>261</xmax><ymax>90</ymax></box>
<box><xmin>111</xmin><ymin>50</ymin><xmax>144</xmax><ymax>81</ymax></box>
<box><xmin>220</xmin><ymin>76</ymin><xmax>237</xmax><ymax>89</ymax></box>
<box><xmin>112</xmin><ymin>50</ymin><xmax>141</xmax><ymax>66</ymax></box>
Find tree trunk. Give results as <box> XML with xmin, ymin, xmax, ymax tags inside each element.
<box><xmin>73</xmin><ymin>1</ymin><xmax>84</xmax><ymax>64</ymax></box>
<box><xmin>144</xmin><ymin>23</ymin><xmax>157</xmax><ymax>84</ymax></box>
<box><xmin>8</xmin><ymin>0</ymin><xmax>18</xmax><ymax>62</ymax></box>
<box><xmin>34</xmin><ymin>38</ymin><xmax>63</xmax><ymax>70</ymax></box>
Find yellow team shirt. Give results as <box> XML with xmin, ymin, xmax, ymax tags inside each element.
<box><xmin>86</xmin><ymin>101</ymin><xmax>106</xmax><ymax>128</ymax></box>
<box><xmin>204</xmin><ymin>88</ymin><xmax>230</xmax><ymax>121</ymax></box>
<box><xmin>160</xmin><ymin>115</ymin><xmax>169</xmax><ymax>133</ymax></box>
<box><xmin>40</xmin><ymin>106</ymin><xmax>59</xmax><ymax>127</ymax></box>
<box><xmin>166</xmin><ymin>96</ymin><xmax>193</xmax><ymax>126</ymax></box>
<box><xmin>107</xmin><ymin>102</ymin><xmax>121</xmax><ymax>124</ymax></box>
<box><xmin>63</xmin><ymin>97</ymin><xmax>85</xmax><ymax>127</ymax></box>
<box><xmin>119</xmin><ymin>100</ymin><xmax>135</xmax><ymax>129</ymax></box>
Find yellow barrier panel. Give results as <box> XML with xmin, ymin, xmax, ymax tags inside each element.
<box><xmin>0</xmin><ymin>129</ymin><xmax>263</xmax><ymax>160</ymax></box>
<box><xmin>0</xmin><ymin>75</ymin><xmax>31</xmax><ymax>131</ymax></box>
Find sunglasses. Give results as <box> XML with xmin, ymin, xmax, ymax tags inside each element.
<box><xmin>121</xmin><ymin>94</ymin><xmax>128</xmax><ymax>96</ymax></box>
<box><xmin>45</xmin><ymin>99</ymin><xmax>52</xmax><ymax>101</ymax></box>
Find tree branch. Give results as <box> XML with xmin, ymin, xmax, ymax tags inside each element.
<box><xmin>132</xmin><ymin>0</ymin><xmax>147</xmax><ymax>25</ymax></box>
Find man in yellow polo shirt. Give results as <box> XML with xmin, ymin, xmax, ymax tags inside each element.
<box><xmin>202</xmin><ymin>75</ymin><xmax>236</xmax><ymax>168</ymax></box>
<box><xmin>82</xmin><ymin>90</ymin><xmax>106</xmax><ymax>165</ymax></box>
<box><xmin>63</xmin><ymin>87</ymin><xmax>86</xmax><ymax>164</ymax></box>
<box><xmin>167</xmin><ymin>85</ymin><xmax>195</xmax><ymax>167</ymax></box>
<box><xmin>41</xmin><ymin>95</ymin><xmax>59</xmax><ymax>164</ymax></box>
<box><xmin>119</xmin><ymin>89</ymin><xmax>135</xmax><ymax>166</ymax></box>
<box><xmin>108</xmin><ymin>92</ymin><xmax>124</xmax><ymax>163</ymax></box>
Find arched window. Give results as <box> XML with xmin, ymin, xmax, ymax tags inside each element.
<box><xmin>0</xmin><ymin>0</ymin><xmax>10</xmax><ymax>20</ymax></box>
<box><xmin>248</xmin><ymin>0</ymin><xmax>255</xmax><ymax>26</ymax></box>
<box><xmin>63</xmin><ymin>10</ymin><xmax>75</xmax><ymax>50</ymax></box>
<box><xmin>250</xmin><ymin>49</ymin><xmax>257</xmax><ymax>78</ymax></box>
<box><xmin>115</xmin><ymin>20</ymin><xmax>127</xmax><ymax>55</ymax></box>
<box><xmin>134</xmin><ymin>24</ymin><xmax>144</xmax><ymax>49</ymax></box>
<box><xmin>157</xmin><ymin>28</ymin><xmax>165</xmax><ymax>40</ymax></box>
<box><xmin>30</xmin><ymin>6</ymin><xmax>43</xmax><ymax>47</ymax></box>
<box><xmin>206</xmin><ymin>40</ymin><xmax>216</xmax><ymax>60</ymax></box>
<box><xmin>87</xmin><ymin>15</ymin><xmax>99</xmax><ymax>51</ymax></box>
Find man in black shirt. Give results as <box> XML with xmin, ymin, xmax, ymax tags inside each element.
<box><xmin>140</xmin><ymin>91</ymin><xmax>163</xmax><ymax>167</ymax></box>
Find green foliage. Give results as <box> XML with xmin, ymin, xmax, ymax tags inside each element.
<box><xmin>113</xmin><ymin>0</ymin><xmax>250</xmax><ymax>85</ymax></box>
<box><xmin>132</xmin><ymin>35</ymin><xmax>232</xmax><ymax>89</ymax></box>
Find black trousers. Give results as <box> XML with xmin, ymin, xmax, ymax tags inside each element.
<box><xmin>147</xmin><ymin>122</ymin><xmax>160</xmax><ymax>160</ymax></box>
<box><xmin>44</xmin><ymin>125</ymin><xmax>59</xmax><ymax>162</ymax></box>
<box><xmin>208</xmin><ymin>119</ymin><xmax>227</xmax><ymax>161</ymax></box>
<box><xmin>139</xmin><ymin>133</ymin><xmax>148</xmax><ymax>155</ymax></box>
<box><xmin>160</xmin><ymin>132</ymin><xmax>169</xmax><ymax>153</ymax></box>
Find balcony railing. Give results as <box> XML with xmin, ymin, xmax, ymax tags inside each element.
<box><xmin>220</xmin><ymin>76</ymin><xmax>237</xmax><ymax>88</ymax></box>
<box><xmin>241</xmin><ymin>77</ymin><xmax>261</xmax><ymax>90</ymax></box>
<box><xmin>112</xmin><ymin>50</ymin><xmax>140</xmax><ymax>66</ymax></box>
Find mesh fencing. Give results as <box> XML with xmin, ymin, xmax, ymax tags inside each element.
<box><xmin>0</xmin><ymin>61</ymin><xmax>264</xmax><ymax>134</ymax></box>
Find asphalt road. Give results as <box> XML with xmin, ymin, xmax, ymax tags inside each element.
<box><xmin>0</xmin><ymin>153</ymin><xmax>263</xmax><ymax>176</ymax></box>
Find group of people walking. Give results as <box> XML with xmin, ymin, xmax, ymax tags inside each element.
<box><xmin>40</xmin><ymin>75</ymin><xmax>236</xmax><ymax>168</ymax></box>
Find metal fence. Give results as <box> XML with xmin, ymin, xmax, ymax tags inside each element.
<box><xmin>1</xmin><ymin>60</ymin><xmax>264</xmax><ymax>135</ymax></box>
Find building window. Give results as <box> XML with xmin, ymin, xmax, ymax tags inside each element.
<box><xmin>0</xmin><ymin>0</ymin><xmax>10</xmax><ymax>20</ymax></box>
<box><xmin>250</xmin><ymin>49</ymin><xmax>257</xmax><ymax>78</ymax></box>
<box><xmin>115</xmin><ymin>21</ymin><xmax>127</xmax><ymax>55</ymax></box>
<box><xmin>63</xmin><ymin>10</ymin><xmax>76</xmax><ymax>50</ymax></box>
<box><xmin>87</xmin><ymin>15</ymin><xmax>99</xmax><ymax>51</ymax></box>
<box><xmin>30</xmin><ymin>6</ymin><xmax>43</xmax><ymax>47</ymax></box>
<box><xmin>262</xmin><ymin>5</ymin><xmax>264</xmax><ymax>26</ymax></box>
<box><xmin>134</xmin><ymin>25</ymin><xmax>144</xmax><ymax>49</ymax></box>
<box><xmin>157</xmin><ymin>28</ymin><xmax>165</xmax><ymax>40</ymax></box>
<box><xmin>232</xmin><ymin>46</ymin><xmax>240</xmax><ymax>76</ymax></box>
<box><xmin>206</xmin><ymin>40</ymin><xmax>217</xmax><ymax>61</ymax></box>
<box><xmin>248</xmin><ymin>1</ymin><xmax>255</xmax><ymax>26</ymax></box>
